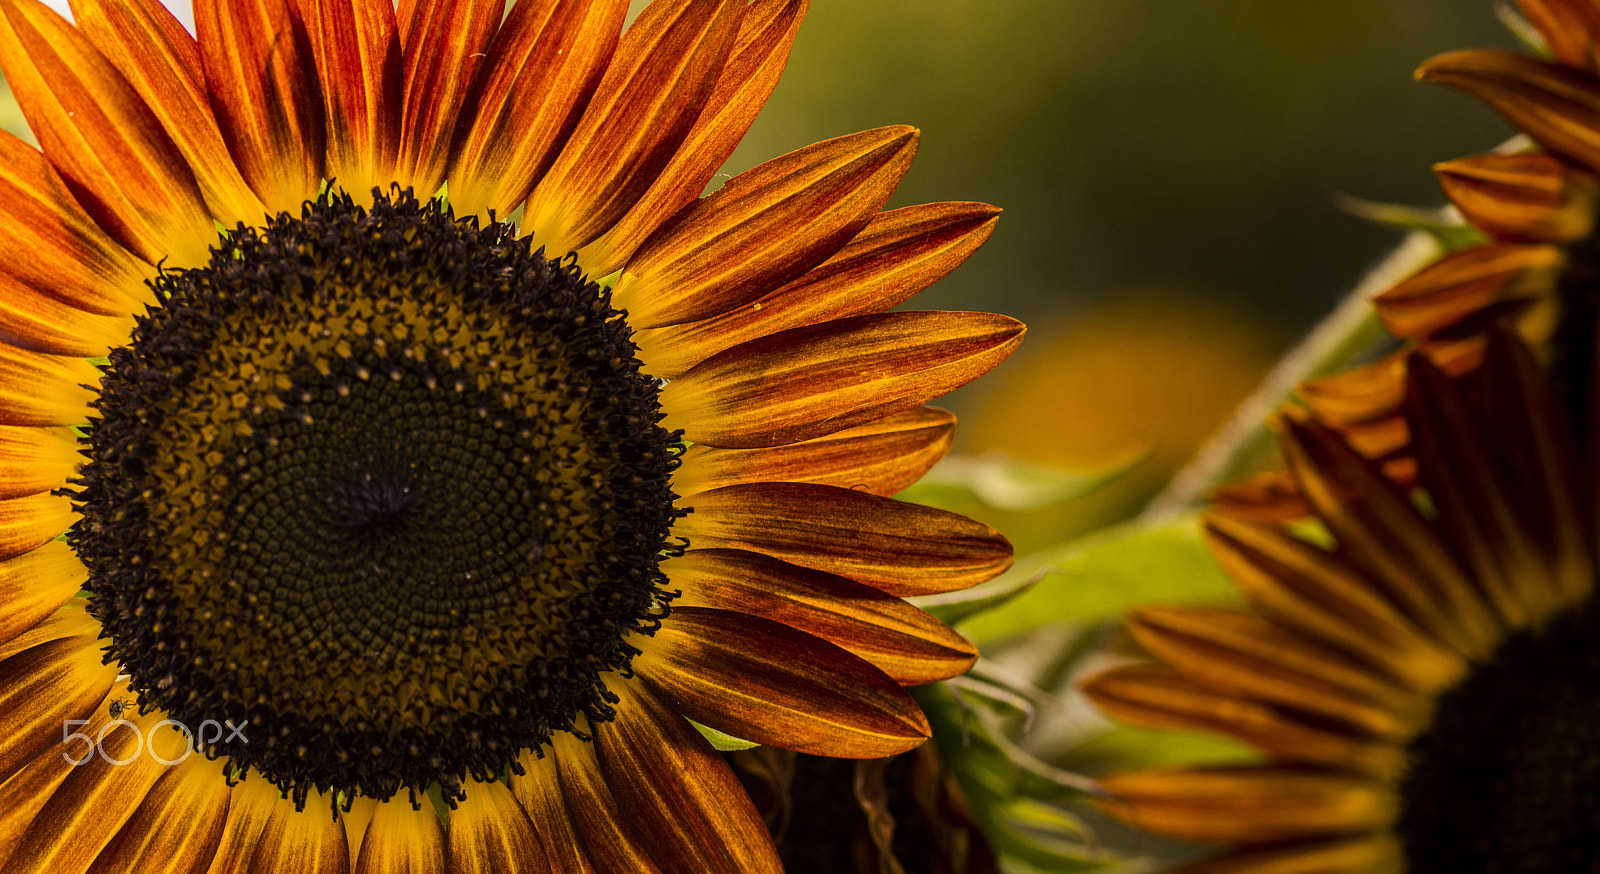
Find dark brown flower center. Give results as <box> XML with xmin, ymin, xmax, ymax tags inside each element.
<box><xmin>70</xmin><ymin>189</ymin><xmax>682</xmax><ymax>809</ymax></box>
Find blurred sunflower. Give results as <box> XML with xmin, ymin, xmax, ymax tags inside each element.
<box><xmin>0</xmin><ymin>0</ymin><xmax>1023</xmax><ymax>870</ymax></box>
<box><xmin>1218</xmin><ymin>0</ymin><xmax>1600</xmax><ymax>516</ymax></box>
<box><xmin>1084</xmin><ymin>325</ymin><xmax>1599</xmax><ymax>873</ymax></box>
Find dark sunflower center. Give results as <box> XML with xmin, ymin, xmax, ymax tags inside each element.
<box><xmin>1397</xmin><ymin>595</ymin><xmax>1600</xmax><ymax>873</ymax></box>
<box><xmin>70</xmin><ymin>189</ymin><xmax>681</xmax><ymax>809</ymax></box>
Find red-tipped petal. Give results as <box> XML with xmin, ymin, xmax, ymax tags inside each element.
<box><xmin>300</xmin><ymin>0</ymin><xmax>403</xmax><ymax>195</ymax></box>
<box><xmin>392</xmin><ymin>0</ymin><xmax>498</xmax><ymax>198</ymax></box>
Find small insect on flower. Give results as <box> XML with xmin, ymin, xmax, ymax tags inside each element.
<box><xmin>108</xmin><ymin>697</ymin><xmax>131</xmax><ymax>720</ymax></box>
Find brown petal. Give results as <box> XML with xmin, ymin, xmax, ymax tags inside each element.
<box><xmin>683</xmin><ymin>482</ymin><xmax>1012</xmax><ymax>596</ymax></box>
<box><xmin>0</xmin><ymin>0</ymin><xmax>214</xmax><ymax>265</ymax></box>
<box><xmin>1419</xmin><ymin>50</ymin><xmax>1600</xmax><ymax>176</ymax></box>
<box><xmin>1095</xmin><ymin>767</ymin><xmax>1396</xmax><ymax>846</ymax></box>
<box><xmin>633</xmin><ymin>201</ymin><xmax>1000</xmax><ymax>379</ymax></box>
<box><xmin>392</xmin><ymin>0</ymin><xmax>498</xmax><ymax>198</ymax></box>
<box><xmin>1516</xmin><ymin>0</ymin><xmax>1600</xmax><ymax>72</ymax></box>
<box><xmin>1082</xmin><ymin>664</ymin><xmax>1405</xmax><ymax>778</ymax></box>
<box><xmin>1205</xmin><ymin>469</ymin><xmax>1312</xmax><ymax>523</ymax></box>
<box><xmin>0</xmin><ymin>629</ymin><xmax>116</xmax><ymax>785</ymax></box>
<box><xmin>612</xmin><ymin>126</ymin><xmax>918</xmax><ymax>329</ymax></box>
<box><xmin>446</xmin><ymin>0</ymin><xmax>627</xmax><ymax>220</ymax></box>
<box><xmin>595</xmin><ymin>682</ymin><xmax>783</xmax><ymax>873</ymax></box>
<box><xmin>71</xmin><ymin>0</ymin><xmax>267</xmax><ymax>227</ymax></box>
<box><xmin>637</xmin><ymin>606</ymin><xmax>930</xmax><ymax>758</ymax></box>
<box><xmin>1435</xmin><ymin>152</ymin><xmax>1600</xmax><ymax>243</ymax></box>
<box><xmin>577</xmin><ymin>0</ymin><xmax>809</xmax><ymax>275</ymax></box>
<box><xmin>661</xmin><ymin>311</ymin><xmax>1023</xmax><ymax>449</ymax></box>
<box><xmin>0</xmin><ymin>133</ymin><xmax>152</xmax><ymax>318</ymax></box>
<box><xmin>0</xmin><ymin>542</ymin><xmax>84</xmax><ymax>649</ymax></box>
<box><xmin>84</xmin><ymin>755</ymin><xmax>232</xmax><ymax>874</ymax></box>
<box><xmin>521</xmin><ymin>0</ymin><xmax>743</xmax><ymax>255</ymax></box>
<box><xmin>507</xmin><ymin>752</ymin><xmax>607</xmax><ymax>874</ymax></box>
<box><xmin>667</xmin><ymin>548</ymin><xmax>977</xmax><ymax>684</ymax></box>
<box><xmin>1298</xmin><ymin>335</ymin><xmax>1484</xmax><ymax>428</ymax></box>
<box><xmin>550</xmin><ymin>731</ymin><xmax>667</xmax><ymax>874</ymax></box>
<box><xmin>1371</xmin><ymin>243</ymin><xmax>1563</xmax><ymax>341</ymax></box>
<box><xmin>299</xmin><ymin>0</ymin><xmax>403</xmax><ymax>195</ymax></box>
<box><xmin>245</xmin><ymin>787</ymin><xmax>349</xmax><ymax>873</ymax></box>
<box><xmin>0</xmin><ymin>344</ymin><xmax>100</xmax><ymax>427</ymax></box>
<box><xmin>443</xmin><ymin>779</ymin><xmax>540</xmax><ymax>874</ymax></box>
<box><xmin>673</xmin><ymin>405</ymin><xmax>954</xmax><ymax>497</ymax></box>
<box><xmin>195</xmin><ymin>776</ymin><xmax>280</xmax><ymax>874</ymax></box>
<box><xmin>194</xmin><ymin>0</ymin><xmax>325</xmax><ymax>213</ymax></box>
<box><xmin>1167</xmin><ymin>837</ymin><xmax>1404</xmax><ymax>874</ymax></box>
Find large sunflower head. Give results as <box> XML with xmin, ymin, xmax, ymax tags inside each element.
<box><xmin>0</xmin><ymin>0</ymin><xmax>1023</xmax><ymax>870</ymax></box>
<box><xmin>1085</xmin><ymin>321</ymin><xmax>1600</xmax><ymax>873</ymax></box>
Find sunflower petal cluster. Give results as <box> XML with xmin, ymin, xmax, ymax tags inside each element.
<box><xmin>0</xmin><ymin>0</ymin><xmax>1022</xmax><ymax>871</ymax></box>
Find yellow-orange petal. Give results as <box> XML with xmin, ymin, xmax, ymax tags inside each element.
<box><xmin>633</xmin><ymin>201</ymin><xmax>1000</xmax><ymax>379</ymax></box>
<box><xmin>0</xmin><ymin>133</ymin><xmax>151</xmax><ymax>317</ymax></box>
<box><xmin>1206</xmin><ymin>469</ymin><xmax>1312</xmax><ymax>524</ymax></box>
<box><xmin>0</xmin><ymin>344</ymin><xmax>100</xmax><ymax>428</ymax></box>
<box><xmin>1095</xmin><ymin>767</ymin><xmax>1396</xmax><ymax>846</ymax></box>
<box><xmin>446</xmin><ymin>0</ymin><xmax>627</xmax><ymax>220</ymax></box>
<box><xmin>194</xmin><ymin>0</ymin><xmax>325</xmax><ymax>214</ymax></box>
<box><xmin>667</xmin><ymin>548</ymin><xmax>976</xmax><ymax>684</ymax></box>
<box><xmin>1082</xmin><ymin>664</ymin><xmax>1405</xmax><ymax>778</ymax></box>
<box><xmin>673</xmin><ymin>405</ymin><xmax>954</xmax><ymax>498</ymax></box>
<box><xmin>577</xmin><ymin>0</ymin><xmax>808</xmax><ymax>275</ymax></box>
<box><xmin>245</xmin><ymin>787</ymin><xmax>349</xmax><ymax>873</ymax></box>
<box><xmin>0</xmin><ymin>0</ymin><xmax>213</xmax><ymax>266</ymax></box>
<box><xmin>196</xmin><ymin>775</ymin><xmax>280</xmax><ymax>874</ymax></box>
<box><xmin>299</xmin><ymin>0</ymin><xmax>403</xmax><ymax>194</ymax></box>
<box><xmin>507</xmin><ymin>753</ymin><xmax>601</xmax><ymax>874</ymax></box>
<box><xmin>662</xmin><ymin>311</ymin><xmax>1023</xmax><ymax>449</ymax></box>
<box><xmin>350</xmin><ymin>795</ymin><xmax>443</xmax><ymax>874</ymax></box>
<box><xmin>595</xmin><ymin>682</ymin><xmax>782</xmax><ymax>873</ymax></box>
<box><xmin>84</xmin><ymin>755</ymin><xmax>232</xmax><ymax>874</ymax></box>
<box><xmin>521</xmin><ymin>0</ymin><xmax>743</xmax><ymax>255</ymax></box>
<box><xmin>0</xmin><ymin>425</ymin><xmax>81</xmax><ymax>501</ymax></box>
<box><xmin>1419</xmin><ymin>49</ymin><xmax>1600</xmax><ymax>176</ymax></box>
<box><xmin>636</xmin><ymin>606</ymin><xmax>930</xmax><ymax>757</ymax></box>
<box><xmin>0</xmin><ymin>492</ymin><xmax>75</xmax><ymax>562</ymax></box>
<box><xmin>391</xmin><ymin>0</ymin><xmax>498</xmax><ymax>198</ymax></box>
<box><xmin>683</xmin><ymin>482</ymin><xmax>1012</xmax><ymax>596</ymax></box>
<box><xmin>71</xmin><ymin>0</ymin><xmax>266</xmax><ymax>227</ymax></box>
<box><xmin>0</xmin><ymin>273</ymin><xmax>134</xmax><ymax>357</ymax></box>
<box><xmin>612</xmin><ymin>125</ymin><xmax>917</xmax><ymax>329</ymax></box>
<box><xmin>1516</xmin><ymin>0</ymin><xmax>1600</xmax><ymax>72</ymax></box>
<box><xmin>1167</xmin><ymin>836</ymin><xmax>1404</xmax><ymax>874</ymax></box>
<box><xmin>1435</xmin><ymin>152</ymin><xmax>1600</xmax><ymax>243</ymax></box>
<box><xmin>1371</xmin><ymin>242</ymin><xmax>1564</xmax><ymax>341</ymax></box>
<box><xmin>0</xmin><ymin>627</ymin><xmax>116</xmax><ymax>785</ymax></box>
<box><xmin>1297</xmin><ymin>335</ymin><xmax>1484</xmax><ymax>428</ymax></box>
<box><xmin>444</xmin><ymin>779</ymin><xmax>540</xmax><ymax>874</ymax></box>
<box><xmin>550</xmin><ymin>731</ymin><xmax>666</xmax><ymax>874</ymax></box>
<box><xmin>0</xmin><ymin>541</ymin><xmax>85</xmax><ymax>650</ymax></box>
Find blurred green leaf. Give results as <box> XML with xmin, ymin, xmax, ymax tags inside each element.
<box><xmin>1058</xmin><ymin>724</ymin><xmax>1261</xmax><ymax>775</ymax></box>
<box><xmin>951</xmin><ymin>513</ymin><xmax>1242</xmax><ymax>643</ymax></box>
<box><xmin>1333</xmin><ymin>193</ymin><xmax>1487</xmax><ymax>253</ymax></box>
<box><xmin>899</xmin><ymin>450</ymin><xmax>1140</xmax><ymax>512</ymax></box>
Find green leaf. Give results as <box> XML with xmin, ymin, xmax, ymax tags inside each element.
<box><xmin>1058</xmin><ymin>724</ymin><xmax>1261</xmax><ymax>774</ymax></box>
<box><xmin>686</xmin><ymin>719</ymin><xmax>759</xmax><ymax>751</ymax></box>
<box><xmin>897</xmin><ymin>450</ymin><xmax>1140</xmax><ymax>512</ymax></box>
<box><xmin>1333</xmin><ymin>193</ymin><xmax>1487</xmax><ymax>253</ymax></box>
<box><xmin>950</xmin><ymin>513</ymin><xmax>1242</xmax><ymax>643</ymax></box>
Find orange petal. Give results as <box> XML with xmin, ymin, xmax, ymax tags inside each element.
<box><xmin>0</xmin><ymin>0</ymin><xmax>213</xmax><ymax>265</ymax></box>
<box><xmin>444</xmin><ymin>779</ymin><xmax>540</xmax><ymax>874</ymax></box>
<box><xmin>1371</xmin><ymin>242</ymin><xmax>1563</xmax><ymax>341</ymax></box>
<box><xmin>391</xmin><ymin>0</ymin><xmax>499</xmax><ymax>198</ymax></box>
<box><xmin>1082</xmin><ymin>664</ymin><xmax>1405</xmax><ymax>778</ymax></box>
<box><xmin>0</xmin><ymin>492</ymin><xmax>75</xmax><ymax>562</ymax></box>
<box><xmin>661</xmin><ymin>311</ymin><xmax>1023</xmax><ymax>449</ymax></box>
<box><xmin>1419</xmin><ymin>49</ymin><xmax>1600</xmax><ymax>176</ymax></box>
<box><xmin>299</xmin><ymin>0</ymin><xmax>403</xmax><ymax>195</ymax></box>
<box><xmin>194</xmin><ymin>0</ymin><xmax>325</xmax><ymax>214</ymax></box>
<box><xmin>0</xmin><ymin>344</ymin><xmax>100</xmax><ymax>427</ymax></box>
<box><xmin>521</xmin><ymin>0</ymin><xmax>743</xmax><ymax>255</ymax></box>
<box><xmin>71</xmin><ymin>0</ymin><xmax>267</xmax><ymax>227</ymax></box>
<box><xmin>84</xmin><ymin>755</ymin><xmax>232</xmax><ymax>874</ymax></box>
<box><xmin>636</xmin><ymin>605</ymin><xmax>930</xmax><ymax>757</ymax></box>
<box><xmin>446</xmin><ymin>0</ymin><xmax>627</xmax><ymax>219</ymax></box>
<box><xmin>1095</xmin><ymin>766</ymin><xmax>1396</xmax><ymax>846</ymax></box>
<box><xmin>0</xmin><ymin>132</ymin><xmax>152</xmax><ymax>318</ymax></box>
<box><xmin>633</xmin><ymin>201</ymin><xmax>1000</xmax><ymax>379</ymax></box>
<box><xmin>351</xmin><ymin>795</ymin><xmax>443</xmax><ymax>874</ymax></box>
<box><xmin>612</xmin><ymin>126</ymin><xmax>918</xmax><ymax>329</ymax></box>
<box><xmin>1206</xmin><ymin>469</ymin><xmax>1312</xmax><ymax>524</ymax></box>
<box><xmin>667</xmin><ymin>548</ymin><xmax>976</xmax><ymax>684</ymax></box>
<box><xmin>1298</xmin><ymin>335</ymin><xmax>1485</xmax><ymax>427</ymax></box>
<box><xmin>673</xmin><ymin>405</ymin><xmax>954</xmax><ymax>497</ymax></box>
<box><xmin>550</xmin><ymin>731</ymin><xmax>666</xmax><ymax>873</ymax></box>
<box><xmin>595</xmin><ymin>682</ymin><xmax>782</xmax><ymax>873</ymax></box>
<box><xmin>1435</xmin><ymin>152</ymin><xmax>1600</xmax><ymax>243</ymax></box>
<box><xmin>507</xmin><ymin>752</ymin><xmax>605</xmax><ymax>874</ymax></box>
<box><xmin>0</xmin><ymin>625</ymin><xmax>116</xmax><ymax>785</ymax></box>
<box><xmin>577</xmin><ymin>0</ymin><xmax>809</xmax><ymax>275</ymax></box>
<box><xmin>0</xmin><ymin>539</ymin><xmax>84</xmax><ymax>649</ymax></box>
<box><xmin>682</xmin><ymin>482</ymin><xmax>1012</xmax><ymax>596</ymax></box>
<box><xmin>196</xmin><ymin>775</ymin><xmax>280</xmax><ymax>874</ymax></box>
<box><xmin>0</xmin><ymin>273</ymin><xmax>134</xmax><ymax>356</ymax></box>
<box><xmin>1168</xmin><ymin>838</ymin><xmax>1404</xmax><ymax>874</ymax></box>
<box><xmin>1516</xmin><ymin>0</ymin><xmax>1600</xmax><ymax>72</ymax></box>
<box><xmin>246</xmin><ymin>787</ymin><xmax>350</xmax><ymax>873</ymax></box>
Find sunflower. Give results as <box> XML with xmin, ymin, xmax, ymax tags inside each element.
<box><xmin>0</xmin><ymin>0</ymin><xmax>1024</xmax><ymax>870</ymax></box>
<box><xmin>1212</xmin><ymin>0</ymin><xmax>1600</xmax><ymax>519</ymax></box>
<box><xmin>1082</xmin><ymin>320</ymin><xmax>1600</xmax><ymax>873</ymax></box>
